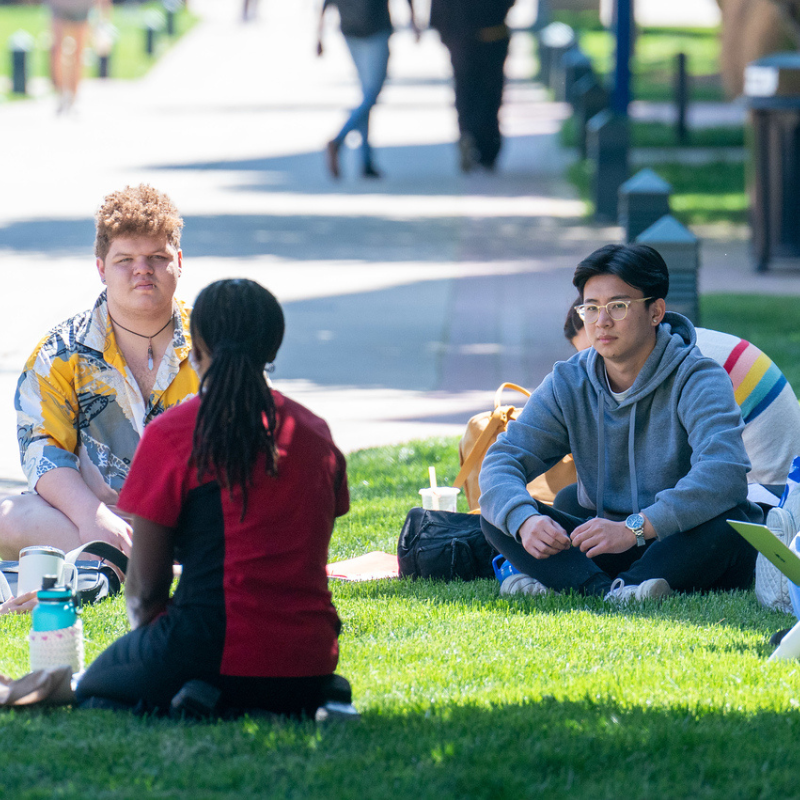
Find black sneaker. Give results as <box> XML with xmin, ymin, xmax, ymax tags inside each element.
<box><xmin>170</xmin><ymin>680</ymin><xmax>222</xmax><ymax>720</ymax></box>
<box><xmin>458</xmin><ymin>133</ymin><xmax>479</xmax><ymax>173</ymax></box>
<box><xmin>315</xmin><ymin>674</ymin><xmax>359</xmax><ymax>723</ymax></box>
<box><xmin>770</xmin><ymin>628</ymin><xmax>793</xmax><ymax>647</ymax></box>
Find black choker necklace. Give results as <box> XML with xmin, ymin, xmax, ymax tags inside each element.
<box><xmin>108</xmin><ymin>313</ymin><xmax>173</xmax><ymax>371</ymax></box>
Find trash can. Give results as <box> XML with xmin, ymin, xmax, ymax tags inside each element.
<box><xmin>744</xmin><ymin>52</ymin><xmax>800</xmax><ymax>272</ymax></box>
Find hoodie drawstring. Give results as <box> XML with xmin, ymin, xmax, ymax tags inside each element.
<box><xmin>596</xmin><ymin>393</ymin><xmax>605</xmax><ymax>519</ymax></box>
<box><xmin>596</xmin><ymin>393</ymin><xmax>640</xmax><ymax>517</ymax></box>
<box><xmin>628</xmin><ymin>402</ymin><xmax>639</xmax><ymax>514</ymax></box>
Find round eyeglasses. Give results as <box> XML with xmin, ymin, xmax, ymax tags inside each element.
<box><xmin>574</xmin><ymin>297</ymin><xmax>653</xmax><ymax>324</ymax></box>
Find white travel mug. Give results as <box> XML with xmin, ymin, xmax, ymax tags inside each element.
<box><xmin>17</xmin><ymin>546</ymin><xmax>78</xmax><ymax>596</ymax></box>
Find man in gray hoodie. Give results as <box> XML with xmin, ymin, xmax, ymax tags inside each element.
<box><xmin>479</xmin><ymin>243</ymin><xmax>762</xmax><ymax>602</ymax></box>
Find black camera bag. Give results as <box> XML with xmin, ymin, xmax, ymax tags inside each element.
<box><xmin>397</xmin><ymin>508</ymin><xmax>497</xmax><ymax>581</ymax></box>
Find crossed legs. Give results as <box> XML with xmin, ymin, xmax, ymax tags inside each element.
<box><xmin>482</xmin><ymin>498</ymin><xmax>762</xmax><ymax>596</ymax></box>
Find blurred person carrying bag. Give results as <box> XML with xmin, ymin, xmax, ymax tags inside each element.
<box><xmin>453</xmin><ymin>382</ymin><xmax>576</xmax><ymax>511</ymax></box>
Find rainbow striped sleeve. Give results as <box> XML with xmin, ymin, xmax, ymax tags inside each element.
<box><xmin>722</xmin><ymin>338</ymin><xmax>788</xmax><ymax>424</ymax></box>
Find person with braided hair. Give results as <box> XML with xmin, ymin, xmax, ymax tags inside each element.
<box><xmin>76</xmin><ymin>279</ymin><xmax>354</xmax><ymax>719</ymax></box>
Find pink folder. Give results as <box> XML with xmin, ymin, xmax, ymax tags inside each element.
<box><xmin>326</xmin><ymin>551</ymin><xmax>400</xmax><ymax>581</ymax></box>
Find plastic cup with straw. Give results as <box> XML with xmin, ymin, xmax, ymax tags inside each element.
<box><xmin>419</xmin><ymin>466</ymin><xmax>459</xmax><ymax>512</ymax></box>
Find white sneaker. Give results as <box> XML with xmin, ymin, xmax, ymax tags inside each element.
<box><xmin>315</xmin><ymin>701</ymin><xmax>361</xmax><ymax>724</ymax></box>
<box><xmin>777</xmin><ymin>485</ymin><xmax>800</xmax><ymax>540</ymax></box>
<box><xmin>499</xmin><ymin>573</ymin><xmax>551</xmax><ymax>598</ymax></box>
<box><xmin>767</xmin><ymin>506</ymin><xmax>796</xmax><ymax>547</ymax></box>
<box><xmin>604</xmin><ymin>577</ymin><xmax>672</xmax><ymax>604</ymax></box>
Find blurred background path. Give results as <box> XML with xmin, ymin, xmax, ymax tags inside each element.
<box><xmin>0</xmin><ymin>0</ymin><xmax>798</xmax><ymax>488</ymax></box>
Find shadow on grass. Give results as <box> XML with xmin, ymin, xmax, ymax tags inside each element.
<box><xmin>331</xmin><ymin>577</ymin><xmax>793</xmax><ymax>641</ymax></box>
<box><xmin>1</xmin><ymin>697</ymin><xmax>798</xmax><ymax>797</ymax></box>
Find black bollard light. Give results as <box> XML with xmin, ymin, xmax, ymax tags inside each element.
<box><xmin>143</xmin><ymin>9</ymin><xmax>165</xmax><ymax>56</ymax></box>
<box><xmin>145</xmin><ymin>23</ymin><xmax>156</xmax><ymax>55</ymax></box>
<box><xmin>537</xmin><ymin>22</ymin><xmax>575</xmax><ymax>87</ymax></box>
<box><xmin>587</xmin><ymin>109</ymin><xmax>630</xmax><ymax>221</ymax></box>
<box><xmin>9</xmin><ymin>31</ymin><xmax>34</xmax><ymax>95</ymax></box>
<box><xmin>574</xmin><ymin>76</ymin><xmax>609</xmax><ymax>160</ymax></box>
<box><xmin>637</xmin><ymin>215</ymin><xmax>700</xmax><ymax>324</ymax></box>
<box><xmin>675</xmin><ymin>52</ymin><xmax>689</xmax><ymax>145</ymax></box>
<box><xmin>560</xmin><ymin>47</ymin><xmax>593</xmax><ymax>106</ymax></box>
<box><xmin>163</xmin><ymin>0</ymin><xmax>181</xmax><ymax>36</ymax></box>
<box><xmin>618</xmin><ymin>168</ymin><xmax>672</xmax><ymax>242</ymax></box>
<box><xmin>94</xmin><ymin>21</ymin><xmax>116</xmax><ymax>78</ymax></box>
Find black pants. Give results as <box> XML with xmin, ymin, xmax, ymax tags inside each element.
<box><xmin>482</xmin><ymin>488</ymin><xmax>762</xmax><ymax>596</ymax></box>
<box><xmin>443</xmin><ymin>34</ymin><xmax>510</xmax><ymax>167</ymax></box>
<box><xmin>76</xmin><ymin>612</ymin><xmax>349</xmax><ymax>718</ymax></box>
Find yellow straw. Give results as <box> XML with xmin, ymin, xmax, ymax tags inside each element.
<box><xmin>428</xmin><ymin>466</ymin><xmax>438</xmax><ymax>490</ymax></box>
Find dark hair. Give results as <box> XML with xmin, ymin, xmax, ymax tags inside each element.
<box><xmin>572</xmin><ymin>244</ymin><xmax>669</xmax><ymax>304</ymax></box>
<box><xmin>563</xmin><ymin>295</ymin><xmax>584</xmax><ymax>341</ymax></box>
<box><xmin>190</xmin><ymin>279</ymin><xmax>285</xmax><ymax>518</ymax></box>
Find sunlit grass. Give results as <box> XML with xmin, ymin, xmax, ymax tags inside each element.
<box><xmin>1</xmin><ymin>297</ymin><xmax>799</xmax><ymax>797</ymax></box>
<box><xmin>576</xmin><ymin>25</ymin><xmax>724</xmax><ymax>101</ymax></box>
<box><xmin>567</xmin><ymin>159</ymin><xmax>746</xmax><ymax>226</ymax></box>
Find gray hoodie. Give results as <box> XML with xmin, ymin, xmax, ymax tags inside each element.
<box><xmin>479</xmin><ymin>313</ymin><xmax>750</xmax><ymax>540</ymax></box>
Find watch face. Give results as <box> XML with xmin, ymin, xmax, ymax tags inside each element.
<box><xmin>626</xmin><ymin>513</ymin><xmax>645</xmax><ymax>529</ymax></box>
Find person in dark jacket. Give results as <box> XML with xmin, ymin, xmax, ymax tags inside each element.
<box><xmin>318</xmin><ymin>0</ymin><xmax>419</xmax><ymax>179</ymax></box>
<box><xmin>429</xmin><ymin>0</ymin><xmax>516</xmax><ymax>171</ymax></box>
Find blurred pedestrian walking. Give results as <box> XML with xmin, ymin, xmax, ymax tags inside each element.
<box><xmin>317</xmin><ymin>0</ymin><xmax>420</xmax><ymax>179</ymax></box>
<box><xmin>429</xmin><ymin>0</ymin><xmax>516</xmax><ymax>172</ymax></box>
<box><xmin>47</xmin><ymin>0</ymin><xmax>110</xmax><ymax>113</ymax></box>
<box><xmin>242</xmin><ymin>0</ymin><xmax>258</xmax><ymax>23</ymax></box>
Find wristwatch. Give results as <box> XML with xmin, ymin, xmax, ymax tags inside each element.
<box><xmin>625</xmin><ymin>513</ymin><xmax>647</xmax><ymax>547</ymax></box>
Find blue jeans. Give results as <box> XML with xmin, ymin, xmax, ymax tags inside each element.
<box><xmin>334</xmin><ymin>30</ymin><xmax>391</xmax><ymax>168</ymax></box>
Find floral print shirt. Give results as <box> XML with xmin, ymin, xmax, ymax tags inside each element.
<box><xmin>15</xmin><ymin>291</ymin><xmax>199</xmax><ymax>500</ymax></box>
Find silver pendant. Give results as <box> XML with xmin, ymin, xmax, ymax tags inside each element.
<box><xmin>147</xmin><ymin>344</ymin><xmax>154</xmax><ymax>371</ymax></box>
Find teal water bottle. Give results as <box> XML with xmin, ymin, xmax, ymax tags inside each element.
<box><xmin>32</xmin><ymin>576</ymin><xmax>78</xmax><ymax>631</ymax></box>
<box><xmin>29</xmin><ymin>576</ymin><xmax>84</xmax><ymax>673</ymax></box>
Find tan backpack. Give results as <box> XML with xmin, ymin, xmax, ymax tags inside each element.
<box><xmin>453</xmin><ymin>382</ymin><xmax>576</xmax><ymax>512</ymax></box>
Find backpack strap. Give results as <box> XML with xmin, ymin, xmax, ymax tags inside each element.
<box><xmin>65</xmin><ymin>541</ymin><xmax>128</xmax><ymax>575</ymax></box>
<box><xmin>493</xmin><ymin>382</ymin><xmax>530</xmax><ymax>407</ymax></box>
<box><xmin>0</xmin><ymin>570</ymin><xmax>12</xmax><ymax>603</ymax></box>
<box><xmin>453</xmin><ymin>383</ymin><xmax>531</xmax><ymax>490</ymax></box>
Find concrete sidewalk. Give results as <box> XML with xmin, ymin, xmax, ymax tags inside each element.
<box><xmin>0</xmin><ymin>0</ymin><xmax>798</xmax><ymax>490</ymax></box>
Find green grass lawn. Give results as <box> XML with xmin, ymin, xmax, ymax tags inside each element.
<box><xmin>561</xmin><ymin>117</ymin><xmax>745</xmax><ymax>150</ymax></box>
<box><xmin>1</xmin><ymin>295</ymin><xmax>799</xmax><ymax>798</ymax></box>
<box><xmin>702</xmin><ymin>295</ymin><xmax>800</xmax><ymax>390</ymax></box>
<box><xmin>565</xmin><ymin>21</ymin><xmax>725</xmax><ymax>102</ymax></box>
<box><xmin>568</xmin><ymin>158</ymin><xmax>746</xmax><ymax>226</ymax></box>
<box><xmin>0</xmin><ymin>0</ymin><xmax>198</xmax><ymax>97</ymax></box>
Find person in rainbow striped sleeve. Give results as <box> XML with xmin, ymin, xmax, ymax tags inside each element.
<box><xmin>693</xmin><ymin>329</ymin><xmax>800</xmax><ymax>493</ymax></box>
<box><xmin>566</xmin><ymin>306</ymin><xmax>800</xmax><ymax>496</ymax></box>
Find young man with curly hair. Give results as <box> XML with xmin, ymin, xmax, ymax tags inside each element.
<box><xmin>0</xmin><ymin>185</ymin><xmax>199</xmax><ymax>559</ymax></box>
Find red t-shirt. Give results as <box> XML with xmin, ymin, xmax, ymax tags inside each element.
<box><xmin>118</xmin><ymin>392</ymin><xmax>349</xmax><ymax>678</ymax></box>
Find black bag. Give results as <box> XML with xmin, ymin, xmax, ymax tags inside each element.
<box><xmin>1</xmin><ymin>540</ymin><xmax>128</xmax><ymax>607</ymax></box>
<box><xmin>397</xmin><ymin>508</ymin><xmax>498</xmax><ymax>581</ymax></box>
